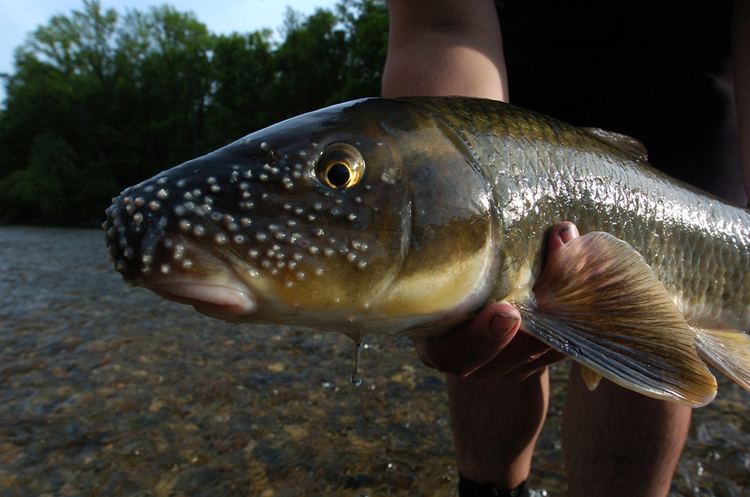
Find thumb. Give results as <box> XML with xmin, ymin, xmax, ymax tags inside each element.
<box><xmin>416</xmin><ymin>302</ymin><xmax>521</xmax><ymax>377</ymax></box>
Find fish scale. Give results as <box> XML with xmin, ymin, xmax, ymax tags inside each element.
<box><xmin>416</xmin><ymin>98</ymin><xmax>750</xmax><ymax>331</ymax></box>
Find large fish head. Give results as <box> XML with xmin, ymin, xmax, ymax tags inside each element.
<box><xmin>105</xmin><ymin>98</ymin><xmax>498</xmax><ymax>334</ymax></box>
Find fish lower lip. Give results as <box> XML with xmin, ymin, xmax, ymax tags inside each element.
<box><xmin>149</xmin><ymin>281</ymin><xmax>257</xmax><ymax>317</ymax></box>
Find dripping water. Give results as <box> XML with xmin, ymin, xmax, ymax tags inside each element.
<box><xmin>350</xmin><ymin>338</ymin><xmax>364</xmax><ymax>387</ymax></box>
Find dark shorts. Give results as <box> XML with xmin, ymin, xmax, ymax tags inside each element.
<box><xmin>497</xmin><ymin>0</ymin><xmax>745</xmax><ymax>205</ymax></box>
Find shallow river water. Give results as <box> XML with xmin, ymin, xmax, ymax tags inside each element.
<box><xmin>1</xmin><ymin>226</ymin><xmax>749</xmax><ymax>496</ymax></box>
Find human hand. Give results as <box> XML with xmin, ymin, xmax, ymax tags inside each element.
<box><xmin>413</xmin><ymin>222</ymin><xmax>579</xmax><ymax>379</ymax></box>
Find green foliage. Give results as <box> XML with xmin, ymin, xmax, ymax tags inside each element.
<box><xmin>0</xmin><ymin>0</ymin><xmax>388</xmax><ymax>226</ymax></box>
<box><xmin>0</xmin><ymin>133</ymin><xmax>116</xmax><ymax>223</ymax></box>
<box><xmin>205</xmin><ymin>30</ymin><xmax>275</xmax><ymax>145</ymax></box>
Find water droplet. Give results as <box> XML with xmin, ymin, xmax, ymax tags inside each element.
<box><xmin>350</xmin><ymin>339</ymin><xmax>364</xmax><ymax>387</ymax></box>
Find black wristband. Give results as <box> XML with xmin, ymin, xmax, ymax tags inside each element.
<box><xmin>458</xmin><ymin>475</ymin><xmax>530</xmax><ymax>497</ymax></box>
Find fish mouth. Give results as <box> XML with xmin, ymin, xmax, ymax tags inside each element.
<box><xmin>148</xmin><ymin>280</ymin><xmax>257</xmax><ymax>321</ymax></box>
<box><xmin>125</xmin><ymin>234</ymin><xmax>261</xmax><ymax>322</ymax></box>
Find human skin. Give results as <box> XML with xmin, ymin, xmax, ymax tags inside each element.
<box><xmin>380</xmin><ymin>0</ymin><xmax>750</xmax><ymax>494</ymax></box>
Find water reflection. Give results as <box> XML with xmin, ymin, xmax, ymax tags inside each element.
<box><xmin>0</xmin><ymin>226</ymin><xmax>748</xmax><ymax>496</ymax></box>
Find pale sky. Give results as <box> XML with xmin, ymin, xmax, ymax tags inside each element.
<box><xmin>0</xmin><ymin>0</ymin><xmax>339</xmax><ymax>102</ymax></box>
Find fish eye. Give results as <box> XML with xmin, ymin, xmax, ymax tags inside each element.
<box><xmin>315</xmin><ymin>143</ymin><xmax>365</xmax><ymax>189</ymax></box>
<box><xmin>326</xmin><ymin>163</ymin><xmax>351</xmax><ymax>187</ymax></box>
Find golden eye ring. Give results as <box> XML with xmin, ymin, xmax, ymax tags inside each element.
<box><xmin>315</xmin><ymin>143</ymin><xmax>365</xmax><ymax>189</ymax></box>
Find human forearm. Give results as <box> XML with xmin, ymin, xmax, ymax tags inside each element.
<box><xmin>382</xmin><ymin>0</ymin><xmax>508</xmax><ymax>100</ymax></box>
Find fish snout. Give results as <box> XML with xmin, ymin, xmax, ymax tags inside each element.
<box><xmin>104</xmin><ymin>181</ymin><xmax>196</xmax><ymax>282</ymax></box>
<box><xmin>104</xmin><ymin>175</ymin><xmax>260</xmax><ymax>320</ymax></box>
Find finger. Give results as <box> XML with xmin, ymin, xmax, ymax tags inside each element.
<box><xmin>504</xmin><ymin>350</ymin><xmax>568</xmax><ymax>381</ymax></box>
<box><xmin>548</xmin><ymin>221</ymin><xmax>580</xmax><ymax>253</ymax></box>
<box><xmin>415</xmin><ymin>302</ymin><xmax>521</xmax><ymax>377</ymax></box>
<box><xmin>469</xmin><ymin>222</ymin><xmax>580</xmax><ymax>380</ymax></box>
<box><xmin>471</xmin><ymin>331</ymin><xmax>552</xmax><ymax>379</ymax></box>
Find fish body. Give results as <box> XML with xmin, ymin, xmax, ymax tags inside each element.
<box><xmin>105</xmin><ymin>97</ymin><xmax>750</xmax><ymax>406</ymax></box>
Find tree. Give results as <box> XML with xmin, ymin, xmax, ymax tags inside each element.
<box><xmin>335</xmin><ymin>0</ymin><xmax>388</xmax><ymax>100</ymax></box>
<box><xmin>0</xmin><ymin>0</ymin><xmax>389</xmax><ymax>225</ymax></box>
<box><xmin>205</xmin><ymin>31</ymin><xmax>275</xmax><ymax>147</ymax></box>
<box><xmin>0</xmin><ymin>133</ymin><xmax>115</xmax><ymax>224</ymax></box>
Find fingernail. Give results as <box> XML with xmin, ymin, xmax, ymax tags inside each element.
<box><xmin>559</xmin><ymin>223</ymin><xmax>579</xmax><ymax>243</ymax></box>
<box><xmin>490</xmin><ymin>312</ymin><xmax>520</xmax><ymax>339</ymax></box>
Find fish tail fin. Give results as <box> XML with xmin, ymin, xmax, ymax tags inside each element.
<box><xmin>696</xmin><ymin>328</ymin><xmax>750</xmax><ymax>392</ymax></box>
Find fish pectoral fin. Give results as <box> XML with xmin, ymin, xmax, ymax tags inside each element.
<box><xmin>696</xmin><ymin>328</ymin><xmax>750</xmax><ymax>392</ymax></box>
<box><xmin>580</xmin><ymin>366</ymin><xmax>602</xmax><ymax>391</ymax></box>
<box><xmin>515</xmin><ymin>232</ymin><xmax>717</xmax><ymax>407</ymax></box>
<box><xmin>582</xmin><ymin>127</ymin><xmax>649</xmax><ymax>162</ymax></box>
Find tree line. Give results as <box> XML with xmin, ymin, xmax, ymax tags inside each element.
<box><xmin>0</xmin><ymin>0</ymin><xmax>387</xmax><ymax>225</ymax></box>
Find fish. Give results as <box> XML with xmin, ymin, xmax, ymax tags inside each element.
<box><xmin>104</xmin><ymin>97</ymin><xmax>750</xmax><ymax>407</ymax></box>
